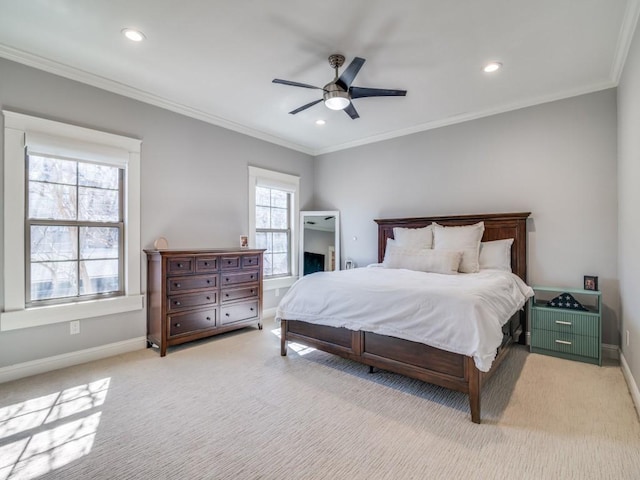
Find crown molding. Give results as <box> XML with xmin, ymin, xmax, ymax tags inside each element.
<box><xmin>610</xmin><ymin>0</ymin><xmax>640</xmax><ymax>84</ymax></box>
<box><xmin>0</xmin><ymin>44</ymin><xmax>314</xmax><ymax>156</ymax></box>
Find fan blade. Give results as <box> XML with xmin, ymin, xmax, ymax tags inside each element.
<box><xmin>336</xmin><ymin>57</ymin><xmax>365</xmax><ymax>90</ymax></box>
<box><xmin>289</xmin><ymin>98</ymin><xmax>323</xmax><ymax>115</ymax></box>
<box><xmin>350</xmin><ymin>87</ymin><xmax>407</xmax><ymax>99</ymax></box>
<box><xmin>273</xmin><ymin>79</ymin><xmax>322</xmax><ymax>90</ymax></box>
<box><xmin>344</xmin><ymin>102</ymin><xmax>360</xmax><ymax>120</ymax></box>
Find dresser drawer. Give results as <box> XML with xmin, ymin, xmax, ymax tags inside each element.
<box><xmin>168</xmin><ymin>308</ymin><xmax>217</xmax><ymax>336</ymax></box>
<box><xmin>167</xmin><ymin>290</ymin><xmax>217</xmax><ymax>312</ymax></box>
<box><xmin>530</xmin><ymin>329</ymin><xmax>599</xmax><ymax>359</ymax></box>
<box><xmin>167</xmin><ymin>274</ymin><xmax>218</xmax><ymax>294</ymax></box>
<box><xmin>167</xmin><ymin>257</ymin><xmax>194</xmax><ymax>275</ymax></box>
<box><xmin>221</xmin><ymin>256</ymin><xmax>240</xmax><ymax>270</ymax></box>
<box><xmin>531</xmin><ymin>308</ymin><xmax>599</xmax><ymax>337</ymax></box>
<box><xmin>241</xmin><ymin>255</ymin><xmax>260</xmax><ymax>268</ymax></box>
<box><xmin>220</xmin><ymin>301</ymin><xmax>259</xmax><ymax>326</ymax></box>
<box><xmin>221</xmin><ymin>286</ymin><xmax>259</xmax><ymax>303</ymax></box>
<box><xmin>221</xmin><ymin>271</ymin><xmax>259</xmax><ymax>287</ymax></box>
<box><xmin>195</xmin><ymin>257</ymin><xmax>218</xmax><ymax>272</ymax></box>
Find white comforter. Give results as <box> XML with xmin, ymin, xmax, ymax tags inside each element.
<box><xmin>276</xmin><ymin>268</ymin><xmax>534</xmax><ymax>372</ymax></box>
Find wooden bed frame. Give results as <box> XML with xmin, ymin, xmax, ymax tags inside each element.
<box><xmin>280</xmin><ymin>212</ymin><xmax>530</xmax><ymax>423</ymax></box>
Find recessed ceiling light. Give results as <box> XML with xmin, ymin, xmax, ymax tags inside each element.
<box><xmin>122</xmin><ymin>28</ymin><xmax>146</xmax><ymax>42</ymax></box>
<box><xmin>483</xmin><ymin>62</ymin><xmax>502</xmax><ymax>73</ymax></box>
<box><xmin>315</xmin><ymin>119</ymin><xmax>326</xmax><ymax>126</ymax></box>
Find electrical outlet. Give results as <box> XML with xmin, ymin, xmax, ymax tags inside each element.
<box><xmin>70</xmin><ymin>320</ymin><xmax>80</xmax><ymax>335</ymax></box>
<box><xmin>626</xmin><ymin>330</ymin><xmax>630</xmax><ymax>346</ymax></box>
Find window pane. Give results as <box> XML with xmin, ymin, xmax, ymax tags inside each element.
<box><xmin>271</xmin><ymin>190</ymin><xmax>288</xmax><ymax>208</ymax></box>
<box><xmin>271</xmin><ymin>253</ymin><xmax>289</xmax><ymax>275</ymax></box>
<box><xmin>256</xmin><ymin>206</ymin><xmax>271</xmax><ymax>229</ymax></box>
<box><xmin>80</xmin><ymin>227</ymin><xmax>119</xmax><ymax>259</ymax></box>
<box><xmin>30</xmin><ymin>226</ymin><xmax>78</xmax><ymax>261</ymax></box>
<box><xmin>78</xmin><ymin>163</ymin><xmax>119</xmax><ymax>189</ymax></box>
<box><xmin>29</xmin><ymin>181</ymin><xmax>77</xmax><ymax>220</ymax></box>
<box><xmin>255</xmin><ymin>232</ymin><xmax>271</xmax><ymax>251</ymax></box>
<box><xmin>31</xmin><ymin>261</ymin><xmax>78</xmax><ymax>301</ymax></box>
<box><xmin>80</xmin><ymin>259</ymin><xmax>119</xmax><ymax>295</ymax></box>
<box><xmin>271</xmin><ymin>207</ymin><xmax>288</xmax><ymax>229</ymax></box>
<box><xmin>256</xmin><ymin>187</ymin><xmax>271</xmax><ymax>207</ymax></box>
<box><xmin>263</xmin><ymin>254</ymin><xmax>273</xmax><ymax>277</ymax></box>
<box><xmin>272</xmin><ymin>232</ymin><xmax>288</xmax><ymax>254</ymax></box>
<box><xmin>28</xmin><ymin>155</ymin><xmax>76</xmax><ymax>184</ymax></box>
<box><xmin>78</xmin><ymin>187</ymin><xmax>119</xmax><ymax>222</ymax></box>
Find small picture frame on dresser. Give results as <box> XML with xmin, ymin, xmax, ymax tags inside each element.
<box><xmin>584</xmin><ymin>275</ymin><xmax>598</xmax><ymax>291</ymax></box>
<box><xmin>240</xmin><ymin>235</ymin><xmax>248</xmax><ymax>248</ymax></box>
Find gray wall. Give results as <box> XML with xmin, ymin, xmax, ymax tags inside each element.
<box><xmin>618</xmin><ymin>22</ymin><xmax>640</xmax><ymax>391</ymax></box>
<box><xmin>0</xmin><ymin>58</ymin><xmax>314</xmax><ymax>367</ymax></box>
<box><xmin>314</xmin><ymin>89</ymin><xmax>619</xmax><ymax>345</ymax></box>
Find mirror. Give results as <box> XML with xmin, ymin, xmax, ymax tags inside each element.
<box><xmin>299</xmin><ymin>211</ymin><xmax>340</xmax><ymax>276</ymax></box>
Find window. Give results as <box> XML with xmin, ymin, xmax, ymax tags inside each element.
<box><xmin>255</xmin><ymin>185</ymin><xmax>291</xmax><ymax>277</ymax></box>
<box><xmin>248</xmin><ymin>167</ymin><xmax>299</xmax><ymax>289</ymax></box>
<box><xmin>2</xmin><ymin>111</ymin><xmax>143</xmax><ymax>331</ymax></box>
<box><xmin>27</xmin><ymin>155</ymin><xmax>124</xmax><ymax>304</ymax></box>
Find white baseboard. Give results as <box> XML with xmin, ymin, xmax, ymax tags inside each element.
<box><xmin>0</xmin><ymin>336</ymin><xmax>147</xmax><ymax>384</ymax></box>
<box><xmin>602</xmin><ymin>343</ymin><xmax>620</xmax><ymax>360</ymax></box>
<box><xmin>263</xmin><ymin>307</ymin><xmax>277</xmax><ymax>320</ymax></box>
<box><xmin>620</xmin><ymin>351</ymin><xmax>640</xmax><ymax>421</ymax></box>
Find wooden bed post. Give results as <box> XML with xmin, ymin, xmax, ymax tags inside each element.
<box><xmin>467</xmin><ymin>356</ymin><xmax>481</xmax><ymax>424</ymax></box>
<box><xmin>280</xmin><ymin>320</ymin><xmax>288</xmax><ymax>356</ymax></box>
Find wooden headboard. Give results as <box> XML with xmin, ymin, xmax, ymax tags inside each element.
<box><xmin>374</xmin><ymin>212</ymin><xmax>530</xmax><ymax>282</ymax></box>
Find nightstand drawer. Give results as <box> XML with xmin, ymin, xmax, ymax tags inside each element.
<box><xmin>530</xmin><ymin>330</ymin><xmax>599</xmax><ymax>359</ymax></box>
<box><xmin>531</xmin><ymin>308</ymin><xmax>599</xmax><ymax>337</ymax></box>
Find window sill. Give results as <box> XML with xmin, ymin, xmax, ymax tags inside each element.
<box><xmin>0</xmin><ymin>294</ymin><xmax>144</xmax><ymax>331</ymax></box>
<box><xmin>264</xmin><ymin>276</ymin><xmax>297</xmax><ymax>291</ymax></box>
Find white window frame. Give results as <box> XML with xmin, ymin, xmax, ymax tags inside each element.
<box><xmin>1</xmin><ymin>111</ymin><xmax>143</xmax><ymax>331</ymax></box>
<box><xmin>248</xmin><ymin>166</ymin><xmax>299</xmax><ymax>291</ymax></box>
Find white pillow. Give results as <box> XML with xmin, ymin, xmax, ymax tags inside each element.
<box><xmin>383</xmin><ymin>240</ymin><xmax>461</xmax><ymax>275</ymax></box>
<box><xmin>432</xmin><ymin>222</ymin><xmax>484</xmax><ymax>273</ymax></box>
<box><xmin>392</xmin><ymin>225</ymin><xmax>433</xmax><ymax>249</ymax></box>
<box><xmin>479</xmin><ymin>238</ymin><xmax>514</xmax><ymax>271</ymax></box>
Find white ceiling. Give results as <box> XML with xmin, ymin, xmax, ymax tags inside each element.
<box><xmin>0</xmin><ymin>0</ymin><xmax>638</xmax><ymax>155</ymax></box>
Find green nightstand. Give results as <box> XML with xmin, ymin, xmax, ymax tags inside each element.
<box><xmin>529</xmin><ymin>286</ymin><xmax>602</xmax><ymax>366</ymax></box>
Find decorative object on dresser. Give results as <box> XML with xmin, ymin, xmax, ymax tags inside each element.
<box><xmin>529</xmin><ymin>286</ymin><xmax>602</xmax><ymax>366</ymax></box>
<box><xmin>583</xmin><ymin>275</ymin><xmax>599</xmax><ymax>291</ymax></box>
<box><xmin>279</xmin><ymin>212</ymin><xmax>531</xmax><ymax>424</ymax></box>
<box><xmin>145</xmin><ymin>248</ymin><xmax>264</xmax><ymax>356</ymax></box>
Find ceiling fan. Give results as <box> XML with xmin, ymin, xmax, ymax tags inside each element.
<box><xmin>272</xmin><ymin>54</ymin><xmax>407</xmax><ymax>119</ymax></box>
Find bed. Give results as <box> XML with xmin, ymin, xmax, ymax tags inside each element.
<box><xmin>278</xmin><ymin>212</ymin><xmax>531</xmax><ymax>423</ymax></box>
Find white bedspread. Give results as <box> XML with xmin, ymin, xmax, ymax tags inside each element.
<box><xmin>275</xmin><ymin>268</ymin><xmax>534</xmax><ymax>372</ymax></box>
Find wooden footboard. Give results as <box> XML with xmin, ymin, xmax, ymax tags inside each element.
<box><xmin>280</xmin><ymin>319</ymin><xmax>512</xmax><ymax>423</ymax></box>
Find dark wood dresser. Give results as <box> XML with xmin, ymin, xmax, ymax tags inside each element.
<box><xmin>144</xmin><ymin>248</ymin><xmax>265</xmax><ymax>356</ymax></box>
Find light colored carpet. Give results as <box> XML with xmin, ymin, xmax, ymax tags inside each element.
<box><xmin>1</xmin><ymin>322</ymin><xmax>639</xmax><ymax>480</ymax></box>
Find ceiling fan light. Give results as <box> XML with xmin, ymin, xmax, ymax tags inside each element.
<box><xmin>324</xmin><ymin>91</ymin><xmax>350</xmax><ymax>110</ymax></box>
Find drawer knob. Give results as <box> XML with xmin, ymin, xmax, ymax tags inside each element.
<box><xmin>175</xmin><ymin>283</ymin><xmax>181</xmax><ymax>288</ymax></box>
<box><xmin>555</xmin><ymin>320</ymin><xmax>572</xmax><ymax>326</ymax></box>
<box><xmin>207</xmin><ymin>279</ymin><xmax>211</xmax><ymax>284</ymax></box>
<box><xmin>251</xmin><ymin>290</ymin><xmax>254</xmax><ymax>294</ymax></box>
<box><xmin>178</xmin><ymin>263</ymin><xmax>183</xmax><ymax>268</ymax></box>
<box><xmin>227</xmin><ymin>260</ymin><xmax>232</xmax><ymax>264</ymax></box>
<box><xmin>174</xmin><ymin>301</ymin><xmax>181</xmax><ymax>306</ymax></box>
<box><xmin>225</xmin><ymin>278</ymin><xmax>230</xmax><ymax>282</ymax></box>
<box><xmin>250</xmin><ymin>307</ymin><xmax>254</xmax><ymax>311</ymax></box>
<box><xmin>250</xmin><ymin>275</ymin><xmax>255</xmax><ymax>279</ymax></box>
<box><xmin>206</xmin><ymin>296</ymin><xmax>211</xmax><ymax>300</ymax></box>
<box><xmin>175</xmin><ymin>323</ymin><xmax>181</xmax><ymax>327</ymax></box>
<box><xmin>225</xmin><ymin>313</ymin><xmax>230</xmax><ymax>317</ymax></box>
<box><xmin>555</xmin><ymin>340</ymin><xmax>572</xmax><ymax>345</ymax></box>
<box><xmin>206</xmin><ymin>316</ymin><xmax>211</xmax><ymax>321</ymax></box>
<box><xmin>225</xmin><ymin>293</ymin><xmax>229</xmax><ymax>297</ymax></box>
<box><xmin>204</xmin><ymin>262</ymin><xmax>209</xmax><ymax>266</ymax></box>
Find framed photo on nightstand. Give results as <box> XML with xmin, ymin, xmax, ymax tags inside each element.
<box><xmin>584</xmin><ymin>275</ymin><xmax>598</xmax><ymax>291</ymax></box>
